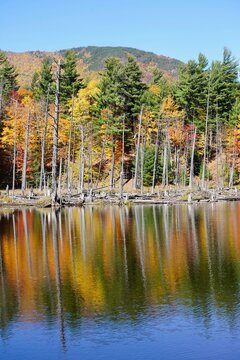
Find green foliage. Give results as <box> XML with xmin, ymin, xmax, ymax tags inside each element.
<box><xmin>97</xmin><ymin>56</ymin><xmax>146</xmax><ymax>147</ymax></box>
<box><xmin>0</xmin><ymin>50</ymin><xmax>18</xmax><ymax>101</ymax></box>
<box><xmin>210</xmin><ymin>49</ymin><xmax>239</xmax><ymax>124</ymax></box>
<box><xmin>199</xmin><ymin>163</ymin><xmax>212</xmax><ymax>181</ymax></box>
<box><xmin>31</xmin><ymin>57</ymin><xmax>54</xmax><ymax>101</ymax></box>
<box><xmin>229</xmin><ymin>97</ymin><xmax>240</xmax><ymax>127</ymax></box>
<box><xmin>174</xmin><ymin>49</ymin><xmax>239</xmax><ymax>130</ymax></box>
<box><xmin>98</xmin><ymin>57</ymin><xmax>123</xmax><ymax>116</ymax></box>
<box><xmin>61</xmin><ymin>50</ymin><xmax>84</xmax><ymax>105</ymax></box>
<box><xmin>174</xmin><ymin>53</ymin><xmax>209</xmax><ymax>129</ymax></box>
<box><xmin>142</xmin><ymin>146</ymin><xmax>163</xmax><ymax>186</ymax></box>
<box><xmin>118</xmin><ymin>56</ymin><xmax>147</xmax><ymax>120</ymax></box>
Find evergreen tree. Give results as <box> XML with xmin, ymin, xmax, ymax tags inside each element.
<box><xmin>61</xmin><ymin>50</ymin><xmax>84</xmax><ymax>105</ymax></box>
<box><xmin>97</xmin><ymin>57</ymin><xmax>123</xmax><ymax>116</ymax></box>
<box><xmin>210</xmin><ymin>48</ymin><xmax>239</xmax><ymax>124</ymax></box>
<box><xmin>118</xmin><ymin>56</ymin><xmax>146</xmax><ymax>123</ymax></box>
<box><xmin>142</xmin><ymin>146</ymin><xmax>163</xmax><ymax>186</ymax></box>
<box><xmin>0</xmin><ymin>50</ymin><xmax>18</xmax><ymax>100</ymax></box>
<box><xmin>174</xmin><ymin>53</ymin><xmax>209</xmax><ymax>129</ymax></box>
<box><xmin>31</xmin><ymin>57</ymin><xmax>54</xmax><ymax>101</ymax></box>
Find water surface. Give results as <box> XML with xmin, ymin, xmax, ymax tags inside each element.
<box><xmin>1</xmin><ymin>203</ymin><xmax>240</xmax><ymax>359</ymax></box>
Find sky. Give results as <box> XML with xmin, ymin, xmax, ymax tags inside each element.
<box><xmin>0</xmin><ymin>0</ymin><xmax>239</xmax><ymax>63</ymax></box>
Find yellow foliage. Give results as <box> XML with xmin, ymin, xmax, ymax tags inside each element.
<box><xmin>161</xmin><ymin>95</ymin><xmax>184</xmax><ymax>119</ymax></box>
<box><xmin>149</xmin><ymin>84</ymin><xmax>161</xmax><ymax>96</ymax></box>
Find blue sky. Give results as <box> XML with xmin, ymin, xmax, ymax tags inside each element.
<box><xmin>0</xmin><ymin>0</ymin><xmax>239</xmax><ymax>62</ymax></box>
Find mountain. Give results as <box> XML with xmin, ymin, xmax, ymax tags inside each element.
<box><xmin>6</xmin><ymin>46</ymin><xmax>183</xmax><ymax>87</ymax></box>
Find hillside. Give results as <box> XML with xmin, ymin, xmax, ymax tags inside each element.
<box><xmin>6</xmin><ymin>46</ymin><xmax>183</xmax><ymax>87</ymax></box>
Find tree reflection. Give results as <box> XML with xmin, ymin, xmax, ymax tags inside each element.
<box><xmin>0</xmin><ymin>203</ymin><xmax>240</xmax><ymax>337</ymax></box>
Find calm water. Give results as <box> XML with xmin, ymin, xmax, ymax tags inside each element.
<box><xmin>1</xmin><ymin>203</ymin><xmax>240</xmax><ymax>359</ymax></box>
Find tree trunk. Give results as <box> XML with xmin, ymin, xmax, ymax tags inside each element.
<box><xmin>119</xmin><ymin>115</ymin><xmax>125</xmax><ymax>199</ymax></box>
<box><xmin>201</xmin><ymin>78</ymin><xmax>211</xmax><ymax>189</ymax></box>
<box><xmin>12</xmin><ymin>100</ymin><xmax>18</xmax><ymax>198</ymax></box>
<box><xmin>88</xmin><ymin>125</ymin><xmax>93</xmax><ymax>193</ymax></box>
<box><xmin>40</xmin><ymin>85</ymin><xmax>50</xmax><ymax>192</ymax></box>
<box><xmin>229</xmin><ymin>135</ymin><xmax>236</xmax><ymax>188</ymax></box>
<box><xmin>162</xmin><ymin>120</ymin><xmax>169</xmax><ymax>188</ymax></box>
<box><xmin>216</xmin><ymin>109</ymin><xmax>219</xmax><ymax>189</ymax></box>
<box><xmin>78</xmin><ymin>125</ymin><xmax>85</xmax><ymax>193</ymax></box>
<box><xmin>219</xmin><ymin>128</ymin><xmax>224</xmax><ymax>189</ymax></box>
<box><xmin>134</xmin><ymin>105</ymin><xmax>144</xmax><ymax>190</ymax></box>
<box><xmin>183</xmin><ymin>135</ymin><xmax>189</xmax><ymax>187</ymax></box>
<box><xmin>22</xmin><ymin>110</ymin><xmax>31</xmax><ymax>194</ymax></box>
<box><xmin>140</xmin><ymin>122</ymin><xmax>147</xmax><ymax>195</ymax></box>
<box><xmin>109</xmin><ymin>134</ymin><xmax>116</xmax><ymax>192</ymax></box>
<box><xmin>67</xmin><ymin>92</ymin><xmax>74</xmax><ymax>194</ymax></box>
<box><xmin>151</xmin><ymin>117</ymin><xmax>160</xmax><ymax>194</ymax></box>
<box><xmin>58</xmin><ymin>157</ymin><xmax>63</xmax><ymax>196</ymax></box>
<box><xmin>52</xmin><ymin>60</ymin><xmax>61</xmax><ymax>203</ymax></box>
<box><xmin>189</xmin><ymin>127</ymin><xmax>197</xmax><ymax>189</ymax></box>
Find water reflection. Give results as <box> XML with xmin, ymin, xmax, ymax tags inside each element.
<box><xmin>1</xmin><ymin>204</ymin><xmax>240</xmax><ymax>354</ymax></box>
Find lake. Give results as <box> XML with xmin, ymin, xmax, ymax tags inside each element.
<box><xmin>1</xmin><ymin>203</ymin><xmax>240</xmax><ymax>359</ymax></box>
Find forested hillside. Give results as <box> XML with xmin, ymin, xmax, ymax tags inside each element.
<box><xmin>6</xmin><ymin>46</ymin><xmax>182</xmax><ymax>87</ymax></box>
<box><xmin>0</xmin><ymin>47</ymin><xmax>239</xmax><ymax>199</ymax></box>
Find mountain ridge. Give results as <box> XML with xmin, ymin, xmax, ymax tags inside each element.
<box><xmin>5</xmin><ymin>46</ymin><xmax>183</xmax><ymax>86</ymax></box>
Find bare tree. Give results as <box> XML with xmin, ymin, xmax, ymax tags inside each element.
<box><xmin>21</xmin><ymin>110</ymin><xmax>31</xmax><ymax>194</ymax></box>
<box><xmin>119</xmin><ymin>115</ymin><xmax>125</xmax><ymax>199</ymax></box>
<box><xmin>67</xmin><ymin>91</ymin><xmax>74</xmax><ymax>194</ymax></box>
<box><xmin>151</xmin><ymin>116</ymin><xmax>160</xmax><ymax>194</ymax></box>
<box><xmin>201</xmin><ymin>77</ymin><xmax>211</xmax><ymax>189</ymax></box>
<box><xmin>78</xmin><ymin>124</ymin><xmax>85</xmax><ymax>193</ymax></box>
<box><xmin>189</xmin><ymin>127</ymin><xmax>197</xmax><ymax>189</ymax></box>
<box><xmin>109</xmin><ymin>133</ymin><xmax>116</xmax><ymax>192</ymax></box>
<box><xmin>40</xmin><ymin>85</ymin><xmax>50</xmax><ymax>192</ymax></box>
<box><xmin>12</xmin><ymin>99</ymin><xmax>18</xmax><ymax>198</ymax></box>
<box><xmin>134</xmin><ymin>105</ymin><xmax>144</xmax><ymax>190</ymax></box>
<box><xmin>52</xmin><ymin>60</ymin><xmax>61</xmax><ymax>203</ymax></box>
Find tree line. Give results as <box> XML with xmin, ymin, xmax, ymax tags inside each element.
<box><xmin>0</xmin><ymin>48</ymin><xmax>239</xmax><ymax>199</ymax></box>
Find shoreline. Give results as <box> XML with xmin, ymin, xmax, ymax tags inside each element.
<box><xmin>1</xmin><ymin>189</ymin><xmax>240</xmax><ymax>208</ymax></box>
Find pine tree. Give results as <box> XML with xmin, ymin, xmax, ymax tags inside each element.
<box><xmin>0</xmin><ymin>51</ymin><xmax>18</xmax><ymax>100</ymax></box>
<box><xmin>31</xmin><ymin>57</ymin><xmax>54</xmax><ymax>101</ymax></box>
<box><xmin>119</xmin><ymin>56</ymin><xmax>146</xmax><ymax>124</ymax></box>
<box><xmin>210</xmin><ymin>48</ymin><xmax>238</xmax><ymax>125</ymax></box>
<box><xmin>61</xmin><ymin>50</ymin><xmax>84</xmax><ymax>106</ymax></box>
<box><xmin>174</xmin><ymin>53</ymin><xmax>209</xmax><ymax>130</ymax></box>
<box><xmin>97</xmin><ymin>57</ymin><xmax>123</xmax><ymax>115</ymax></box>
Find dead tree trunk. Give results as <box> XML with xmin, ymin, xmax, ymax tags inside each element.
<box><xmin>119</xmin><ymin>115</ymin><xmax>125</xmax><ymax>199</ymax></box>
<box><xmin>109</xmin><ymin>134</ymin><xmax>116</xmax><ymax>192</ymax></box>
<box><xmin>67</xmin><ymin>91</ymin><xmax>74</xmax><ymax>194</ymax></box>
<box><xmin>162</xmin><ymin>119</ymin><xmax>169</xmax><ymax>188</ymax></box>
<box><xmin>58</xmin><ymin>157</ymin><xmax>63</xmax><ymax>196</ymax></box>
<box><xmin>219</xmin><ymin>127</ymin><xmax>224</xmax><ymax>189</ymax></box>
<box><xmin>134</xmin><ymin>105</ymin><xmax>144</xmax><ymax>190</ymax></box>
<box><xmin>12</xmin><ymin>100</ymin><xmax>18</xmax><ymax>198</ymax></box>
<box><xmin>88</xmin><ymin>123</ymin><xmax>93</xmax><ymax>193</ymax></box>
<box><xmin>21</xmin><ymin>110</ymin><xmax>31</xmax><ymax>194</ymax></box>
<box><xmin>189</xmin><ymin>127</ymin><xmax>197</xmax><ymax>189</ymax></box>
<box><xmin>151</xmin><ymin>117</ymin><xmax>160</xmax><ymax>194</ymax></box>
<box><xmin>52</xmin><ymin>60</ymin><xmax>61</xmax><ymax>203</ymax></box>
<box><xmin>216</xmin><ymin>108</ymin><xmax>219</xmax><ymax>189</ymax></box>
<box><xmin>78</xmin><ymin>124</ymin><xmax>85</xmax><ymax>193</ymax></box>
<box><xmin>229</xmin><ymin>134</ymin><xmax>236</xmax><ymax>188</ymax></box>
<box><xmin>201</xmin><ymin>78</ymin><xmax>211</xmax><ymax>189</ymax></box>
<box><xmin>40</xmin><ymin>85</ymin><xmax>50</xmax><ymax>192</ymax></box>
<box><xmin>140</xmin><ymin>119</ymin><xmax>147</xmax><ymax>195</ymax></box>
